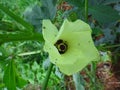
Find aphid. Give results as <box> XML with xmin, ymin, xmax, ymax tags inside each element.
<box><xmin>54</xmin><ymin>39</ymin><xmax>68</xmax><ymax>54</ymax></box>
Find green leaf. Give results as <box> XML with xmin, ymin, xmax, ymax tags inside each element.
<box><xmin>67</xmin><ymin>11</ymin><xmax>78</xmax><ymax>21</ymax></box>
<box><xmin>0</xmin><ymin>3</ymin><xmax>33</xmax><ymax>31</ymax></box>
<box><xmin>65</xmin><ymin>0</ymin><xmax>84</xmax><ymax>7</ymax></box>
<box><xmin>64</xmin><ymin>1</ymin><xmax>120</xmax><ymax>24</ymax></box>
<box><xmin>40</xmin><ymin>0</ymin><xmax>57</xmax><ymax>19</ymax></box>
<box><xmin>24</xmin><ymin>0</ymin><xmax>57</xmax><ymax>33</ymax></box>
<box><xmin>16</xmin><ymin>75</ymin><xmax>27</xmax><ymax>88</ymax></box>
<box><xmin>103</xmin><ymin>0</ymin><xmax>120</xmax><ymax>4</ymax></box>
<box><xmin>3</xmin><ymin>60</ymin><xmax>16</xmax><ymax>90</ymax></box>
<box><xmin>88</xmin><ymin>0</ymin><xmax>101</xmax><ymax>5</ymax></box>
<box><xmin>92</xmin><ymin>28</ymin><xmax>103</xmax><ymax>36</ymax></box>
<box><xmin>3</xmin><ymin>60</ymin><xmax>27</xmax><ymax>89</ymax></box>
<box><xmin>31</xmin><ymin>61</ymin><xmax>39</xmax><ymax>71</ymax></box>
<box><xmin>0</xmin><ymin>11</ymin><xmax>4</xmax><ymax>20</ymax></box>
<box><xmin>0</xmin><ymin>47</ymin><xmax>7</xmax><ymax>58</ymax></box>
<box><xmin>26</xmin><ymin>71</ymin><xmax>35</xmax><ymax>84</ymax></box>
<box><xmin>89</xmin><ymin>5</ymin><xmax>120</xmax><ymax>24</ymax></box>
<box><xmin>0</xmin><ymin>47</ymin><xmax>8</xmax><ymax>68</ymax></box>
<box><xmin>0</xmin><ymin>83</ymin><xmax>5</xmax><ymax>88</ymax></box>
<box><xmin>73</xmin><ymin>73</ymin><xmax>85</xmax><ymax>90</ymax></box>
<box><xmin>0</xmin><ymin>21</ymin><xmax>20</xmax><ymax>32</ymax></box>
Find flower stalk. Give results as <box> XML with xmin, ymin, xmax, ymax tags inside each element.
<box><xmin>42</xmin><ymin>63</ymin><xmax>54</xmax><ymax>90</ymax></box>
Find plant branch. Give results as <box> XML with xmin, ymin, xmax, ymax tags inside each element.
<box><xmin>18</xmin><ymin>50</ymin><xmax>41</xmax><ymax>56</ymax></box>
<box><xmin>42</xmin><ymin>63</ymin><xmax>54</xmax><ymax>90</ymax></box>
<box><xmin>103</xmin><ymin>44</ymin><xmax>120</xmax><ymax>48</ymax></box>
<box><xmin>85</xmin><ymin>0</ymin><xmax>88</xmax><ymax>22</ymax></box>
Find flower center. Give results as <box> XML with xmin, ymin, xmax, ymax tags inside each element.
<box><xmin>59</xmin><ymin>43</ymin><xmax>66</xmax><ymax>50</ymax></box>
<box><xmin>54</xmin><ymin>39</ymin><xmax>68</xmax><ymax>54</ymax></box>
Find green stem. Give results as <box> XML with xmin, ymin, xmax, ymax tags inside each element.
<box><xmin>0</xmin><ymin>32</ymin><xmax>44</xmax><ymax>44</ymax></box>
<box><xmin>42</xmin><ymin>63</ymin><xmax>54</xmax><ymax>90</ymax></box>
<box><xmin>97</xmin><ymin>44</ymin><xmax>120</xmax><ymax>50</ymax></box>
<box><xmin>85</xmin><ymin>0</ymin><xmax>88</xmax><ymax>22</ymax></box>
<box><xmin>0</xmin><ymin>3</ymin><xmax>33</xmax><ymax>31</ymax></box>
<box><xmin>103</xmin><ymin>44</ymin><xmax>120</xmax><ymax>48</ymax></box>
<box><xmin>18</xmin><ymin>50</ymin><xmax>41</xmax><ymax>56</ymax></box>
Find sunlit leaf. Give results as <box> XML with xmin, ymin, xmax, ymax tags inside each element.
<box><xmin>32</xmin><ymin>61</ymin><xmax>39</xmax><ymax>71</ymax></box>
<box><xmin>3</xmin><ymin>60</ymin><xmax>16</xmax><ymax>90</ymax></box>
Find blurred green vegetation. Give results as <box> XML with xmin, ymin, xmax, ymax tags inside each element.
<box><xmin>0</xmin><ymin>0</ymin><xmax>120</xmax><ymax>90</ymax></box>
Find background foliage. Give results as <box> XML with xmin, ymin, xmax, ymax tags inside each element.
<box><xmin>0</xmin><ymin>0</ymin><xmax>120</xmax><ymax>90</ymax></box>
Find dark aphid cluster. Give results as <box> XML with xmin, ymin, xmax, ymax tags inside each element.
<box><xmin>54</xmin><ymin>39</ymin><xmax>68</xmax><ymax>54</ymax></box>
